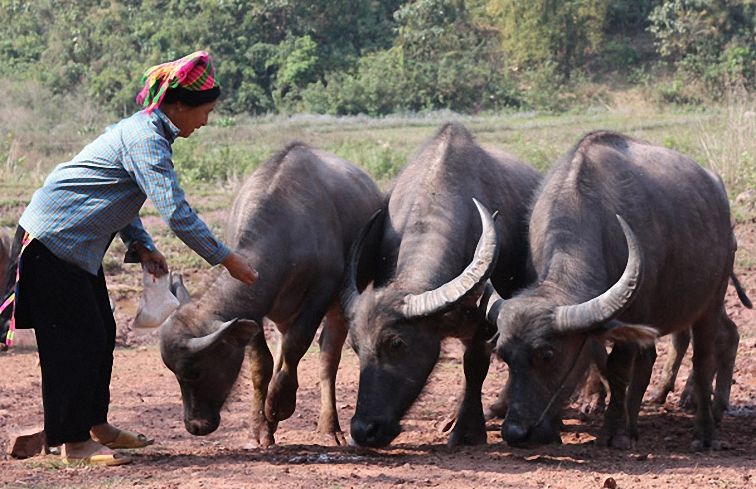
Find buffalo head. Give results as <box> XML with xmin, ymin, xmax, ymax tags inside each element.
<box><xmin>479</xmin><ymin>215</ymin><xmax>657</xmax><ymax>446</ymax></box>
<box><xmin>160</xmin><ymin>311</ymin><xmax>258</xmax><ymax>436</ymax></box>
<box><xmin>343</xmin><ymin>198</ymin><xmax>499</xmax><ymax>447</ymax></box>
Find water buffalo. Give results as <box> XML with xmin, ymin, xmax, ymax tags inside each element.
<box><xmin>479</xmin><ymin>130</ymin><xmax>744</xmax><ymax>450</ymax></box>
<box><xmin>343</xmin><ymin>123</ymin><xmax>541</xmax><ymax>447</ymax></box>
<box><xmin>160</xmin><ymin>143</ymin><xmax>382</xmax><ymax>447</ymax></box>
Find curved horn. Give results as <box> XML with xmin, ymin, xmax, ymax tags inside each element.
<box><xmin>479</xmin><ymin>280</ymin><xmax>505</xmax><ymax>325</ymax></box>
<box><xmin>554</xmin><ymin>215</ymin><xmax>642</xmax><ymax>333</ymax></box>
<box><xmin>184</xmin><ymin>319</ymin><xmax>253</xmax><ymax>354</ymax></box>
<box><xmin>341</xmin><ymin>209</ymin><xmax>384</xmax><ymax>314</ymax></box>
<box><xmin>401</xmin><ymin>198</ymin><xmax>499</xmax><ymax>318</ymax></box>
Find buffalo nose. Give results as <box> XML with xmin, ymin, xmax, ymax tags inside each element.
<box><xmin>502</xmin><ymin>420</ymin><xmax>529</xmax><ymax>445</ymax></box>
<box><xmin>350</xmin><ymin>418</ymin><xmax>384</xmax><ymax>447</ymax></box>
<box><xmin>185</xmin><ymin>417</ymin><xmax>217</xmax><ymax>436</ymax></box>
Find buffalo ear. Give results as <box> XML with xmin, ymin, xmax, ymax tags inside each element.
<box><xmin>598</xmin><ymin>320</ymin><xmax>657</xmax><ymax>346</ymax></box>
<box><xmin>222</xmin><ymin>319</ymin><xmax>259</xmax><ymax>347</ymax></box>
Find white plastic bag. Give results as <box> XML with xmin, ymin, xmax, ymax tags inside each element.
<box><xmin>132</xmin><ymin>267</ymin><xmax>181</xmax><ymax>329</ymax></box>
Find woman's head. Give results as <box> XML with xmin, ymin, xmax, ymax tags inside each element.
<box><xmin>161</xmin><ymin>99</ymin><xmax>217</xmax><ymax>138</ymax></box>
<box><xmin>136</xmin><ymin>50</ymin><xmax>221</xmax><ymax>136</ymax></box>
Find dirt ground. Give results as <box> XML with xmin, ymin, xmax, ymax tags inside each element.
<box><xmin>0</xmin><ymin>223</ymin><xmax>754</xmax><ymax>489</ymax></box>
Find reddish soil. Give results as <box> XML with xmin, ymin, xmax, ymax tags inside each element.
<box><xmin>0</xmin><ymin>224</ymin><xmax>754</xmax><ymax>489</ymax></box>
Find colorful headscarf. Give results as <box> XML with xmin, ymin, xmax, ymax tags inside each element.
<box><xmin>136</xmin><ymin>50</ymin><xmax>218</xmax><ymax>113</ymax></box>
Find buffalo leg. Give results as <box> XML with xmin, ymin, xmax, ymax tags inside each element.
<box><xmin>650</xmin><ymin>329</ymin><xmax>690</xmax><ymax>404</ymax></box>
<box><xmin>265</xmin><ymin>290</ymin><xmax>332</xmax><ymax>424</ymax></box>
<box><xmin>316</xmin><ymin>305</ymin><xmax>348</xmax><ymax>445</ymax></box>
<box><xmin>577</xmin><ymin>340</ymin><xmax>609</xmax><ymax>415</ymax></box>
<box><xmin>690</xmin><ymin>312</ymin><xmax>719</xmax><ymax>450</ymax></box>
<box><xmin>679</xmin><ymin>368</ymin><xmax>696</xmax><ymax>410</ymax></box>
<box><xmin>712</xmin><ymin>310</ymin><xmax>739</xmax><ymax>424</ymax></box>
<box><xmin>625</xmin><ymin>344</ymin><xmax>656</xmax><ymax>441</ymax></box>
<box><xmin>448</xmin><ymin>326</ymin><xmax>490</xmax><ymax>446</ymax></box>
<box><xmin>246</xmin><ymin>325</ymin><xmax>277</xmax><ymax>448</ymax></box>
<box><xmin>603</xmin><ymin>341</ymin><xmax>635</xmax><ymax>449</ymax></box>
<box><xmin>485</xmin><ymin>382</ymin><xmax>509</xmax><ymax>421</ymax></box>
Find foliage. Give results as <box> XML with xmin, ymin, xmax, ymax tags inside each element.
<box><xmin>649</xmin><ymin>0</ymin><xmax>755</xmax><ymax>93</ymax></box>
<box><xmin>0</xmin><ymin>0</ymin><xmax>752</xmax><ymax>116</ymax></box>
<box><xmin>299</xmin><ymin>0</ymin><xmax>522</xmax><ymax>115</ymax></box>
<box><xmin>486</xmin><ymin>0</ymin><xmax>609</xmax><ymax>81</ymax></box>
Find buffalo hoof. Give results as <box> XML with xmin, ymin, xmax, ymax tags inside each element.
<box><xmin>648</xmin><ymin>387</ymin><xmax>670</xmax><ymax>405</ymax></box>
<box><xmin>245</xmin><ymin>431</ymin><xmax>275</xmax><ymax>450</ymax></box>
<box><xmin>318</xmin><ymin>430</ymin><xmax>347</xmax><ymax>447</ymax></box>
<box><xmin>436</xmin><ymin>413</ymin><xmax>457</xmax><ymax>434</ymax></box>
<box><xmin>243</xmin><ymin>437</ymin><xmax>274</xmax><ymax>450</ymax></box>
<box><xmin>679</xmin><ymin>389</ymin><xmax>696</xmax><ymax>412</ymax></box>
<box><xmin>690</xmin><ymin>438</ymin><xmax>730</xmax><ymax>452</ymax></box>
<box><xmin>247</xmin><ymin>418</ymin><xmax>277</xmax><ymax>449</ymax></box>
<box><xmin>448</xmin><ymin>422</ymin><xmax>487</xmax><ymax>446</ymax></box>
<box><xmin>606</xmin><ymin>433</ymin><xmax>635</xmax><ymax>450</ymax></box>
<box><xmin>578</xmin><ymin>393</ymin><xmax>606</xmax><ymax>416</ymax></box>
<box><xmin>712</xmin><ymin>402</ymin><xmax>728</xmax><ymax>425</ymax></box>
<box><xmin>265</xmin><ymin>371</ymin><xmax>298</xmax><ymax>422</ymax></box>
<box><xmin>484</xmin><ymin>402</ymin><xmax>507</xmax><ymax>421</ymax></box>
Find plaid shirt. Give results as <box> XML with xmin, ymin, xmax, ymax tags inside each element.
<box><xmin>19</xmin><ymin>109</ymin><xmax>230</xmax><ymax>275</ymax></box>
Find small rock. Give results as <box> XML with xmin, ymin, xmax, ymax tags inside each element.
<box><xmin>634</xmin><ymin>453</ymin><xmax>649</xmax><ymax>461</ymax></box>
<box><xmin>603</xmin><ymin>477</ymin><xmax>617</xmax><ymax>489</ymax></box>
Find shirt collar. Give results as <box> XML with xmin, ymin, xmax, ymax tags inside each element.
<box><xmin>152</xmin><ymin>108</ymin><xmax>181</xmax><ymax>142</ymax></box>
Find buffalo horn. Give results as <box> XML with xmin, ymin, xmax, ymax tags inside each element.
<box><xmin>341</xmin><ymin>209</ymin><xmax>384</xmax><ymax>314</ymax></box>
<box><xmin>554</xmin><ymin>215</ymin><xmax>642</xmax><ymax>333</ymax></box>
<box><xmin>401</xmin><ymin>198</ymin><xmax>499</xmax><ymax>318</ymax></box>
<box><xmin>480</xmin><ymin>280</ymin><xmax>505</xmax><ymax>326</ymax></box>
<box><xmin>185</xmin><ymin>319</ymin><xmax>239</xmax><ymax>354</ymax></box>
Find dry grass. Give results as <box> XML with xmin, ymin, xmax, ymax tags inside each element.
<box><xmin>697</xmin><ymin>93</ymin><xmax>756</xmax><ymax>198</ymax></box>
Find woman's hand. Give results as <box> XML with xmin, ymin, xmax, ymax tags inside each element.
<box><xmin>134</xmin><ymin>242</ymin><xmax>169</xmax><ymax>277</ymax></box>
<box><xmin>222</xmin><ymin>251</ymin><xmax>258</xmax><ymax>284</ymax></box>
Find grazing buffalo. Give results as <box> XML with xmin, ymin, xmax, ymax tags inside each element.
<box><xmin>160</xmin><ymin>144</ymin><xmax>382</xmax><ymax>447</ymax></box>
<box><xmin>343</xmin><ymin>123</ymin><xmax>541</xmax><ymax>447</ymax></box>
<box><xmin>479</xmin><ymin>130</ymin><xmax>744</xmax><ymax>450</ymax></box>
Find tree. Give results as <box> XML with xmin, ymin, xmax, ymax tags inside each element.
<box><xmin>486</xmin><ymin>0</ymin><xmax>608</xmax><ymax>80</ymax></box>
<box><xmin>649</xmin><ymin>0</ymin><xmax>755</xmax><ymax>91</ymax></box>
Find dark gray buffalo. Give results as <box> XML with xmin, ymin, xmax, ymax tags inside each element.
<box><xmin>160</xmin><ymin>144</ymin><xmax>382</xmax><ymax>447</ymax></box>
<box><xmin>343</xmin><ymin>123</ymin><xmax>540</xmax><ymax>447</ymax></box>
<box><xmin>479</xmin><ymin>130</ymin><xmax>744</xmax><ymax>450</ymax></box>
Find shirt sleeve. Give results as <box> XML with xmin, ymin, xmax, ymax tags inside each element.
<box><xmin>120</xmin><ymin>216</ymin><xmax>157</xmax><ymax>264</ymax></box>
<box><xmin>121</xmin><ymin>133</ymin><xmax>231</xmax><ymax>266</ymax></box>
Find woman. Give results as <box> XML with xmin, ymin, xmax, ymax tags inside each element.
<box><xmin>9</xmin><ymin>51</ymin><xmax>257</xmax><ymax>466</ymax></box>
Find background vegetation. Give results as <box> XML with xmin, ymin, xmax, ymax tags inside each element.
<box><xmin>0</xmin><ymin>0</ymin><xmax>753</xmax><ymax>273</ymax></box>
<box><xmin>0</xmin><ymin>0</ymin><xmax>752</xmax><ymax>116</ymax></box>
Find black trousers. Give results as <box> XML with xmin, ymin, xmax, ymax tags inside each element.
<box><xmin>18</xmin><ymin>237</ymin><xmax>115</xmax><ymax>446</ymax></box>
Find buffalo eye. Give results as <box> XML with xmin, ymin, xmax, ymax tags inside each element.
<box><xmin>382</xmin><ymin>335</ymin><xmax>406</xmax><ymax>357</ymax></box>
<box><xmin>533</xmin><ymin>346</ymin><xmax>555</xmax><ymax>366</ymax></box>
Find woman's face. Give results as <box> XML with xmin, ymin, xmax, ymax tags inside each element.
<box><xmin>167</xmin><ymin>100</ymin><xmax>217</xmax><ymax>138</ymax></box>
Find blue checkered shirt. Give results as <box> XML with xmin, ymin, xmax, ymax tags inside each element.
<box><xmin>19</xmin><ymin>109</ymin><xmax>230</xmax><ymax>275</ymax></box>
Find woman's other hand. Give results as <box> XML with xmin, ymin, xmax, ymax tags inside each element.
<box><xmin>221</xmin><ymin>251</ymin><xmax>258</xmax><ymax>284</ymax></box>
<box><xmin>134</xmin><ymin>243</ymin><xmax>169</xmax><ymax>277</ymax></box>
